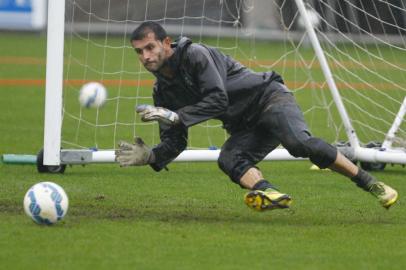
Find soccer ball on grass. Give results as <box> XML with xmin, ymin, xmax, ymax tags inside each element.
<box><xmin>23</xmin><ymin>182</ymin><xmax>69</xmax><ymax>225</ymax></box>
<box><xmin>79</xmin><ymin>81</ymin><xmax>107</xmax><ymax>108</ymax></box>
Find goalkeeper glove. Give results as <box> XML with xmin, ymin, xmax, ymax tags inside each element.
<box><xmin>136</xmin><ymin>104</ymin><xmax>180</xmax><ymax>125</ymax></box>
<box><xmin>115</xmin><ymin>137</ymin><xmax>155</xmax><ymax>166</ymax></box>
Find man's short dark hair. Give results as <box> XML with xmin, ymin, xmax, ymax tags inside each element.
<box><xmin>130</xmin><ymin>21</ymin><xmax>167</xmax><ymax>42</ymax></box>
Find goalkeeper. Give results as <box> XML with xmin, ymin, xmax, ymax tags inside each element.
<box><xmin>115</xmin><ymin>21</ymin><xmax>398</xmax><ymax>211</ymax></box>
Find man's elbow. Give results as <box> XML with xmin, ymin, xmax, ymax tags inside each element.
<box><xmin>216</xmin><ymin>91</ymin><xmax>229</xmax><ymax>112</ymax></box>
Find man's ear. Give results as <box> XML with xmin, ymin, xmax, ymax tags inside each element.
<box><xmin>163</xmin><ymin>36</ymin><xmax>172</xmax><ymax>47</ymax></box>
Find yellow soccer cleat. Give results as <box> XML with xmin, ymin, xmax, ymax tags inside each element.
<box><xmin>369</xmin><ymin>182</ymin><xmax>398</xmax><ymax>209</ymax></box>
<box><xmin>244</xmin><ymin>189</ymin><xmax>292</xmax><ymax>211</ymax></box>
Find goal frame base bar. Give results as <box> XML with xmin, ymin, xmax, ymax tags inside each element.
<box><xmin>58</xmin><ymin>147</ymin><xmax>406</xmax><ymax>165</ymax></box>
<box><xmin>59</xmin><ymin>148</ymin><xmax>305</xmax><ymax>164</ymax></box>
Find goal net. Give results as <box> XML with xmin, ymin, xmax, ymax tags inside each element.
<box><xmin>43</xmin><ymin>0</ymin><xmax>406</xmax><ymax>167</ymax></box>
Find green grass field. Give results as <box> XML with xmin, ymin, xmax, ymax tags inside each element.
<box><xmin>1</xmin><ymin>32</ymin><xmax>406</xmax><ymax>270</ymax></box>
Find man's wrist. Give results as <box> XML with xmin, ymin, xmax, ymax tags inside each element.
<box><xmin>148</xmin><ymin>150</ymin><xmax>156</xmax><ymax>164</ymax></box>
<box><xmin>169</xmin><ymin>111</ymin><xmax>179</xmax><ymax>124</ymax></box>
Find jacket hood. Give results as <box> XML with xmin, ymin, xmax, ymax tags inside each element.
<box><xmin>170</xmin><ymin>37</ymin><xmax>192</xmax><ymax>68</ymax></box>
<box><xmin>152</xmin><ymin>37</ymin><xmax>192</xmax><ymax>78</ymax></box>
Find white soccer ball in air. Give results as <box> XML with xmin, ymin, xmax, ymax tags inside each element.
<box><xmin>79</xmin><ymin>81</ymin><xmax>107</xmax><ymax>108</ymax></box>
<box><xmin>23</xmin><ymin>182</ymin><xmax>69</xmax><ymax>225</ymax></box>
<box><xmin>298</xmin><ymin>9</ymin><xmax>321</xmax><ymax>29</ymax></box>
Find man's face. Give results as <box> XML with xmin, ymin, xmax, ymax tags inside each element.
<box><xmin>132</xmin><ymin>32</ymin><xmax>169</xmax><ymax>72</ymax></box>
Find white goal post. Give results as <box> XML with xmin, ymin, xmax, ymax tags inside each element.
<box><xmin>42</xmin><ymin>0</ymin><xmax>406</xmax><ymax>169</ymax></box>
<box><xmin>43</xmin><ymin>0</ymin><xmax>65</xmax><ymax>166</ymax></box>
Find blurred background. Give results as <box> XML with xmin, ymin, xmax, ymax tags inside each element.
<box><xmin>2</xmin><ymin>0</ymin><xmax>405</xmax><ymax>38</ymax></box>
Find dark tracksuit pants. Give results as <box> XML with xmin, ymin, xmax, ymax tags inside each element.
<box><xmin>217</xmin><ymin>81</ymin><xmax>337</xmax><ymax>184</ymax></box>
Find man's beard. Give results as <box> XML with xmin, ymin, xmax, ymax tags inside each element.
<box><xmin>144</xmin><ymin>49</ymin><xmax>166</xmax><ymax>72</ymax></box>
<box><xmin>148</xmin><ymin>59</ymin><xmax>170</xmax><ymax>74</ymax></box>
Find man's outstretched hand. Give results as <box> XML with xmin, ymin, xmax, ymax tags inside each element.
<box><xmin>115</xmin><ymin>137</ymin><xmax>155</xmax><ymax>166</ymax></box>
<box><xmin>136</xmin><ymin>104</ymin><xmax>179</xmax><ymax>125</ymax></box>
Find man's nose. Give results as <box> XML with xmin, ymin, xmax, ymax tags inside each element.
<box><xmin>142</xmin><ymin>50</ymin><xmax>151</xmax><ymax>61</ymax></box>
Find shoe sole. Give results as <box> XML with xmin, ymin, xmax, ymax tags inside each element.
<box><xmin>244</xmin><ymin>191</ymin><xmax>292</xmax><ymax>211</ymax></box>
<box><xmin>382</xmin><ymin>192</ymin><xmax>398</xmax><ymax>209</ymax></box>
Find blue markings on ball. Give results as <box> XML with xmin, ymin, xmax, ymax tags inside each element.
<box><xmin>28</xmin><ymin>190</ymin><xmax>41</xmax><ymax>215</ymax></box>
<box><xmin>32</xmin><ymin>215</ymin><xmax>53</xmax><ymax>225</ymax></box>
<box><xmin>50</xmin><ymin>188</ymin><xmax>62</xmax><ymax>203</ymax></box>
<box><xmin>27</xmin><ymin>190</ymin><xmax>52</xmax><ymax>225</ymax></box>
<box><xmin>55</xmin><ymin>205</ymin><xmax>64</xmax><ymax>219</ymax></box>
<box><xmin>45</xmin><ymin>183</ymin><xmax>65</xmax><ymax>218</ymax></box>
<box><xmin>85</xmin><ymin>88</ymin><xmax>99</xmax><ymax>108</ymax></box>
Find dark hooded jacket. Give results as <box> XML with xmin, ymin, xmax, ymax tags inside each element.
<box><xmin>149</xmin><ymin>37</ymin><xmax>284</xmax><ymax>171</ymax></box>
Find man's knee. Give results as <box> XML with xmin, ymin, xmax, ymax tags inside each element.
<box><xmin>306</xmin><ymin>138</ymin><xmax>337</xmax><ymax>168</ymax></box>
<box><xmin>217</xmin><ymin>151</ymin><xmax>230</xmax><ymax>176</ymax></box>
<box><xmin>285</xmin><ymin>137</ymin><xmax>337</xmax><ymax>168</ymax></box>
<box><xmin>285</xmin><ymin>138</ymin><xmax>307</xmax><ymax>158</ymax></box>
<box><xmin>218</xmin><ymin>151</ymin><xmax>253</xmax><ymax>184</ymax></box>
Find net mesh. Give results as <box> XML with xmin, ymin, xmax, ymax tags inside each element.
<box><xmin>61</xmin><ymin>0</ymin><xmax>406</xmax><ymax>152</ymax></box>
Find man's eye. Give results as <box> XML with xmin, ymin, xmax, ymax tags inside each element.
<box><xmin>135</xmin><ymin>49</ymin><xmax>142</xmax><ymax>54</ymax></box>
